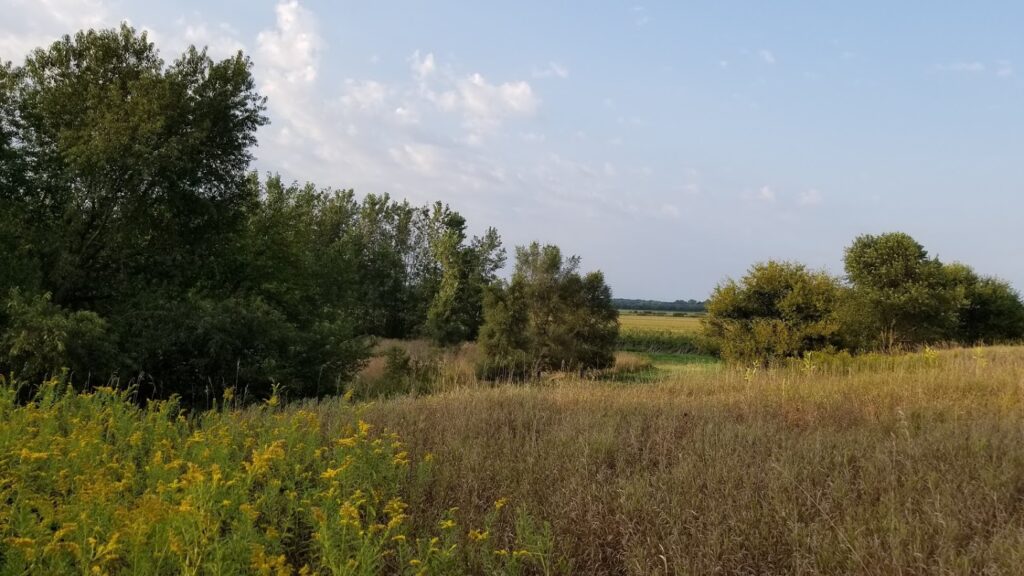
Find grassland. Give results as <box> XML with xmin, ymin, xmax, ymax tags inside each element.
<box><xmin>5</xmin><ymin>347</ymin><xmax>1024</xmax><ymax>574</ymax></box>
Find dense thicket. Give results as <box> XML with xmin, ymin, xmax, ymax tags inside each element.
<box><xmin>0</xmin><ymin>26</ymin><xmax>512</xmax><ymax>401</ymax></box>
<box><xmin>706</xmin><ymin>232</ymin><xmax>1024</xmax><ymax>363</ymax></box>
<box><xmin>477</xmin><ymin>243</ymin><xmax>618</xmax><ymax>379</ymax></box>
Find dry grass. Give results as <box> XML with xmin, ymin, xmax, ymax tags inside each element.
<box><xmin>618</xmin><ymin>314</ymin><xmax>703</xmax><ymax>334</ymax></box>
<box><xmin>308</xmin><ymin>346</ymin><xmax>1024</xmax><ymax>575</ymax></box>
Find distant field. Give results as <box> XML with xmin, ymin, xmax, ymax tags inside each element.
<box><xmin>619</xmin><ymin>312</ymin><xmax>703</xmax><ymax>334</ymax></box>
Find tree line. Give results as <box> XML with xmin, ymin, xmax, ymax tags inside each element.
<box><xmin>704</xmin><ymin>232</ymin><xmax>1024</xmax><ymax>364</ymax></box>
<box><xmin>611</xmin><ymin>299</ymin><xmax>706</xmax><ymax>313</ymax></box>
<box><xmin>0</xmin><ymin>26</ymin><xmax>618</xmax><ymax>401</ymax></box>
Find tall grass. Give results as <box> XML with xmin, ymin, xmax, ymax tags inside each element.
<box><xmin>346</xmin><ymin>346</ymin><xmax>1024</xmax><ymax>574</ymax></box>
<box><xmin>5</xmin><ymin>347</ymin><xmax>1024</xmax><ymax>574</ymax></box>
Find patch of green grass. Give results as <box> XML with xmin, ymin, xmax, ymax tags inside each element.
<box><xmin>645</xmin><ymin>352</ymin><xmax>721</xmax><ymax>366</ymax></box>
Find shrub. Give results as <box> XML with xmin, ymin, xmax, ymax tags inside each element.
<box><xmin>704</xmin><ymin>261</ymin><xmax>843</xmax><ymax>364</ymax></box>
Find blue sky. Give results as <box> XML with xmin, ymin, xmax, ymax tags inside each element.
<box><xmin>3</xmin><ymin>1</ymin><xmax>1023</xmax><ymax>299</ymax></box>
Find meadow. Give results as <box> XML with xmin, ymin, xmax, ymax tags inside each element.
<box><xmin>5</xmin><ymin>346</ymin><xmax>1024</xmax><ymax>574</ymax></box>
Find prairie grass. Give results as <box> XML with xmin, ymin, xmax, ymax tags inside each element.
<box><xmin>4</xmin><ymin>346</ymin><xmax>1024</xmax><ymax>574</ymax></box>
<box><xmin>341</xmin><ymin>346</ymin><xmax>1024</xmax><ymax>575</ymax></box>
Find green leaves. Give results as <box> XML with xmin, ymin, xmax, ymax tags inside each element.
<box><xmin>705</xmin><ymin>261</ymin><xmax>844</xmax><ymax>364</ymax></box>
<box><xmin>477</xmin><ymin>243</ymin><xmax>618</xmax><ymax>379</ymax></box>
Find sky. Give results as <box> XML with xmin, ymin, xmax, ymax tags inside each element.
<box><xmin>2</xmin><ymin>1</ymin><xmax>1023</xmax><ymax>300</ymax></box>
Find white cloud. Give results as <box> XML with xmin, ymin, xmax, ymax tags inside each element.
<box><xmin>170</xmin><ymin>19</ymin><xmax>245</xmax><ymax>59</ymax></box>
<box><xmin>410</xmin><ymin>50</ymin><xmax>436</xmax><ymax>79</ymax></box>
<box><xmin>0</xmin><ymin>0</ymin><xmax>112</xmax><ymax>60</ymax></box>
<box><xmin>997</xmin><ymin>61</ymin><xmax>1014</xmax><ymax>78</ymax></box>
<box><xmin>341</xmin><ymin>79</ymin><xmax>391</xmax><ymax>112</ymax></box>
<box><xmin>434</xmin><ymin>72</ymin><xmax>539</xmax><ymax>144</ymax></box>
<box><xmin>935</xmin><ymin>60</ymin><xmax>986</xmax><ymax>73</ymax></box>
<box><xmin>759</xmin><ymin>49</ymin><xmax>776</xmax><ymax>65</ymax></box>
<box><xmin>659</xmin><ymin>204</ymin><xmax>681</xmax><ymax>219</ymax></box>
<box><xmin>533</xmin><ymin>61</ymin><xmax>568</xmax><ymax>79</ymax></box>
<box><xmin>389</xmin><ymin>143</ymin><xmax>441</xmax><ymax>175</ymax></box>
<box><xmin>756</xmin><ymin>185</ymin><xmax>776</xmax><ymax>202</ymax></box>
<box><xmin>798</xmin><ymin>188</ymin><xmax>823</xmax><ymax>206</ymax></box>
<box><xmin>393</xmin><ymin>106</ymin><xmax>419</xmax><ymax>124</ymax></box>
<box><xmin>257</xmin><ymin>0</ymin><xmax>320</xmax><ymax>85</ymax></box>
<box><xmin>256</xmin><ymin>0</ymin><xmax>325</xmax><ymax>145</ymax></box>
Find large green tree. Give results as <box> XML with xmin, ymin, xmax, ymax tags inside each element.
<box><xmin>477</xmin><ymin>243</ymin><xmax>618</xmax><ymax>379</ymax></box>
<box><xmin>0</xmin><ymin>27</ymin><xmax>376</xmax><ymax>400</ymax></box>
<box><xmin>424</xmin><ymin>207</ymin><xmax>505</xmax><ymax>346</ymax></box>
<box><xmin>842</xmin><ymin>233</ymin><xmax>961</xmax><ymax>349</ymax></box>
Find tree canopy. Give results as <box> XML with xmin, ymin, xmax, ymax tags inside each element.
<box><xmin>477</xmin><ymin>243</ymin><xmax>619</xmax><ymax>379</ymax></box>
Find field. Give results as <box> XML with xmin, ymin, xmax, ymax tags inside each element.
<box><xmin>618</xmin><ymin>313</ymin><xmax>703</xmax><ymax>334</ymax></box>
<box><xmin>5</xmin><ymin>346</ymin><xmax>1024</xmax><ymax>574</ymax></box>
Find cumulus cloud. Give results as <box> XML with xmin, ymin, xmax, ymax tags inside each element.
<box><xmin>257</xmin><ymin>0</ymin><xmax>321</xmax><ymax>89</ymax></box>
<box><xmin>759</xmin><ymin>49</ymin><xmax>776</xmax><ymax>65</ymax></box>
<box><xmin>435</xmin><ymin>72</ymin><xmax>539</xmax><ymax>144</ymax></box>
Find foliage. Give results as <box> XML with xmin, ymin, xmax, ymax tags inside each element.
<box><xmin>477</xmin><ymin>243</ymin><xmax>619</xmax><ymax>380</ymax></box>
<box><xmin>0</xmin><ymin>379</ymin><xmax>553</xmax><ymax>575</ymax></box>
<box><xmin>0</xmin><ymin>27</ymin><xmax>512</xmax><ymax>402</ymax></box>
<box><xmin>0</xmin><ymin>290</ymin><xmax>118</xmax><ymax>381</ymax></box>
<box><xmin>842</xmin><ymin>232</ymin><xmax>961</xmax><ymax>349</ymax></box>
<box><xmin>704</xmin><ymin>261</ymin><xmax>844</xmax><ymax>363</ymax></box>
<box><xmin>424</xmin><ymin>209</ymin><xmax>506</xmax><ymax>346</ymax></box>
<box><xmin>703</xmin><ymin>233</ymin><xmax>1024</xmax><ymax>364</ymax></box>
<box><xmin>944</xmin><ymin>263</ymin><xmax>1024</xmax><ymax>344</ymax></box>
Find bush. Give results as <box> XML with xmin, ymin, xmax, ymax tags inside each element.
<box><xmin>704</xmin><ymin>261</ymin><xmax>843</xmax><ymax>364</ymax></box>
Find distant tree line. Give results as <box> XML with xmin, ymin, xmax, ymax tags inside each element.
<box><xmin>705</xmin><ymin>232</ymin><xmax>1024</xmax><ymax>364</ymax></box>
<box><xmin>0</xmin><ymin>26</ymin><xmax>618</xmax><ymax>401</ymax></box>
<box><xmin>612</xmin><ymin>299</ymin><xmax>706</xmax><ymax>313</ymax></box>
